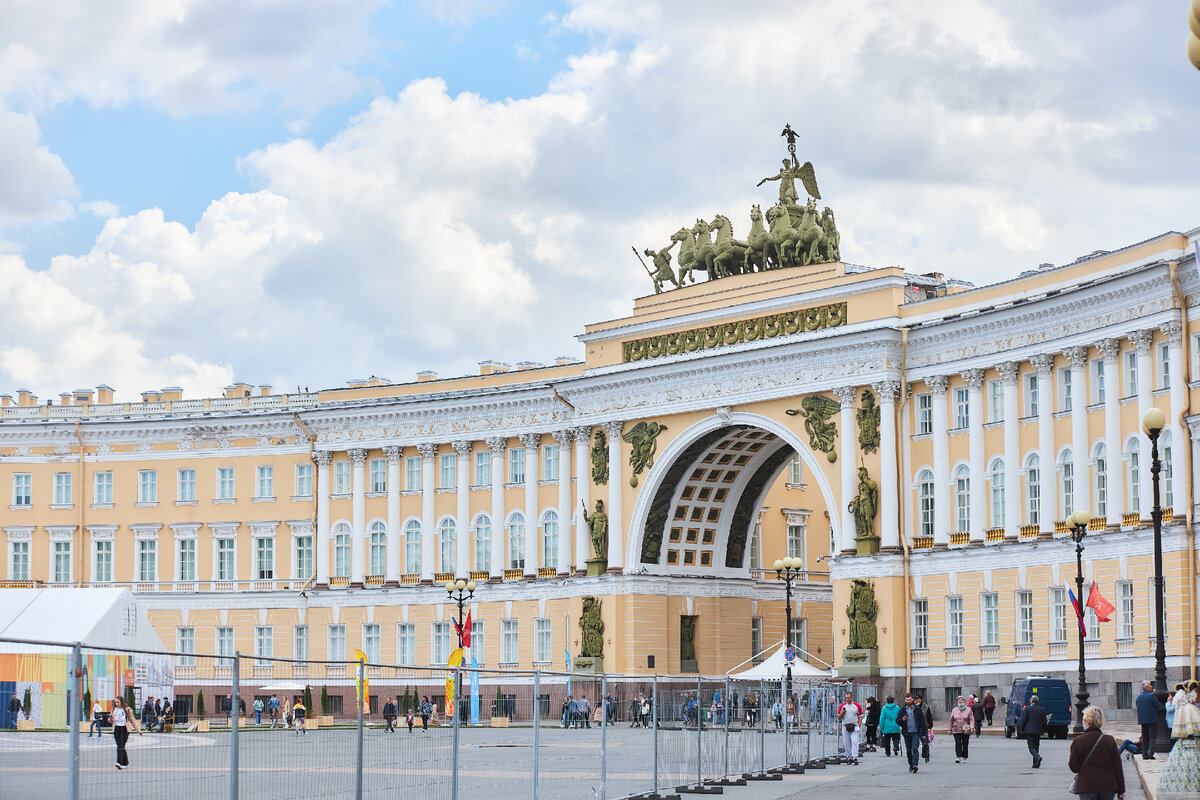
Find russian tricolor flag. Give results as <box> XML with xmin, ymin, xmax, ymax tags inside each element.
<box><xmin>1068</xmin><ymin>588</ymin><xmax>1087</xmax><ymax>638</ymax></box>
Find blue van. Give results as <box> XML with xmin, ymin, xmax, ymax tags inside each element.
<box><xmin>1003</xmin><ymin>676</ymin><xmax>1072</xmax><ymax>739</ymax></box>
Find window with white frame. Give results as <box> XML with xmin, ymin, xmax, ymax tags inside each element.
<box><xmin>988</xmin><ymin>380</ymin><xmax>1003</xmax><ymax>423</ymax></box>
<box><xmin>295</xmin><ymin>463</ymin><xmax>313</xmax><ymax>497</ymax></box>
<box><xmin>1061</xmin><ymin>450</ymin><xmax>1075</xmax><ymax>517</ymax></box>
<box><xmin>404</xmin><ymin>457</ymin><xmax>421</xmax><ymax>491</ymax></box>
<box><xmin>1119</xmin><ymin>581</ymin><xmax>1135</xmax><ymax>639</ymax></box>
<box><xmin>947</xmin><ymin>596</ymin><xmax>964</xmax><ymax>648</ymax></box>
<box><xmin>333</xmin><ymin>522</ymin><xmax>351</xmax><ymax>578</ymax></box>
<box><xmin>10</xmin><ymin>541</ymin><xmax>29</xmax><ymax>580</ymax></box>
<box><xmin>989</xmin><ymin>458</ymin><xmax>1005</xmax><ymax>528</ymax></box>
<box><xmin>1024</xmin><ymin>373</ymin><xmax>1039</xmax><ymax>417</ymax></box>
<box><xmin>1085</xmin><ymin>605</ymin><xmax>1100</xmax><ymax>640</ymax></box>
<box><xmin>439</xmin><ymin>453</ymin><xmax>455</xmax><ymax>489</ymax></box>
<box><xmin>1091</xmin><ymin>359</ymin><xmax>1106</xmax><ymax>404</ymax></box>
<box><xmin>217</xmin><ymin>627</ymin><xmax>234</xmax><ymax>666</ymax></box>
<box><xmin>136</xmin><ymin>539</ymin><xmax>156</xmax><ymax>582</ymax></box>
<box><xmin>1059</xmin><ymin>366</ymin><xmax>1072</xmax><ymax>411</ymax></box>
<box><xmin>94</xmin><ymin>539</ymin><xmax>113</xmax><ymax>582</ymax></box>
<box><xmin>541</xmin><ymin>444</ymin><xmax>559</xmax><ymax>481</ymax></box>
<box><xmin>438</xmin><ymin>519</ymin><xmax>455</xmax><ymax>573</ymax></box>
<box><xmin>397</xmin><ymin>623</ymin><xmax>415</xmax><ymax>666</ymax></box>
<box><xmin>405</xmin><ymin>520</ymin><xmax>421</xmax><ymax>574</ymax></box>
<box><xmin>508</xmin><ymin>448</ymin><xmax>525</xmax><ymax>484</ymax></box>
<box><xmin>369</xmin><ymin>521</ymin><xmax>386</xmax><ymax>576</ymax></box>
<box><xmin>916</xmin><ymin>393</ymin><xmax>933</xmax><ymax>435</ymax></box>
<box><xmin>328</xmin><ymin>625</ymin><xmax>346</xmax><ymax>662</ymax></box>
<box><xmin>1162</xmin><ymin>430</ymin><xmax>1174</xmax><ymax>508</ymax></box>
<box><xmin>363</xmin><ymin>624</ymin><xmax>380</xmax><ymax>664</ymax></box>
<box><xmin>217</xmin><ymin>467</ymin><xmax>235</xmax><ymax>500</ymax></box>
<box><xmin>474</xmin><ymin>515</ymin><xmax>491</xmax><ymax>572</ymax></box>
<box><xmin>786</xmin><ymin>520</ymin><xmax>805</xmax><ymax>561</ymax></box>
<box><xmin>748</xmin><ymin>521</ymin><xmax>761</xmax><ymax>568</ymax></box>
<box><xmin>954</xmin><ymin>465</ymin><xmax>970</xmax><ymax>533</ymax></box>
<box><xmin>474</xmin><ymin>450</ymin><xmax>490</xmax><ymax>486</ymax></box>
<box><xmin>333</xmin><ymin>461</ymin><xmax>351</xmax><ymax>495</ymax></box>
<box><xmin>138</xmin><ymin>470</ymin><xmax>158</xmax><ymax>503</ymax></box>
<box><xmin>53</xmin><ymin>472</ymin><xmax>72</xmax><ymax>505</ymax></box>
<box><xmin>54</xmin><ymin>540</ymin><xmax>72</xmax><ymax>583</ymax></box>
<box><xmin>1158</xmin><ymin>342</ymin><xmax>1170</xmax><ymax>389</ymax></box>
<box><xmin>953</xmin><ymin>387</ymin><xmax>969</xmax><ymax>428</ymax></box>
<box><xmin>255</xmin><ymin>626</ymin><xmax>273</xmax><ymax>665</ymax></box>
<box><xmin>293</xmin><ymin>535</ymin><xmax>312</xmax><ymax>580</ymax></box>
<box><xmin>501</xmin><ymin>619</ymin><xmax>519</xmax><ymax>664</ymax></box>
<box><xmin>1051</xmin><ymin>588</ymin><xmax>1067</xmax><ymax>642</ymax></box>
<box><xmin>369</xmin><ymin>459</ymin><xmax>386</xmax><ymax>493</ymax></box>
<box><xmin>982</xmin><ymin>593</ymin><xmax>999</xmax><ymax>646</ymax></box>
<box><xmin>787</xmin><ymin>454</ymin><xmax>803</xmax><ymax>485</ymax></box>
<box><xmin>542</xmin><ymin>511</ymin><xmax>559</xmax><ymax>569</ymax></box>
<box><xmin>911</xmin><ymin>599</ymin><xmax>929</xmax><ymax>650</ymax></box>
<box><xmin>1093</xmin><ymin>443</ymin><xmax>1108</xmax><ymax>517</ymax></box>
<box><xmin>471</xmin><ymin>620</ymin><xmax>484</xmax><ymax>666</ymax></box>
<box><xmin>177</xmin><ymin>469</ymin><xmax>195</xmax><ymax>502</ymax></box>
<box><xmin>1025</xmin><ymin>454</ymin><xmax>1041</xmax><ymax>525</ymax></box>
<box><xmin>178</xmin><ymin>538</ymin><xmax>196</xmax><ymax>581</ymax></box>
<box><xmin>177</xmin><ymin>627</ymin><xmax>195</xmax><ymax>667</ymax></box>
<box><xmin>432</xmin><ymin>622</ymin><xmax>451</xmax><ymax>665</ymax></box>
<box><xmin>1124</xmin><ymin>350</ymin><xmax>1138</xmax><ymax>397</ymax></box>
<box><xmin>1125</xmin><ymin>438</ymin><xmax>1140</xmax><ymax>514</ymax></box>
<box><xmin>917</xmin><ymin>469</ymin><xmax>935</xmax><ymax>538</ymax></box>
<box><xmin>750</xmin><ymin>617</ymin><xmax>763</xmax><ymax>660</ymax></box>
<box><xmin>255</xmin><ymin>465</ymin><xmax>274</xmax><ymax>499</ymax></box>
<box><xmin>508</xmin><ymin>512</ymin><xmax>525</xmax><ymax>569</ymax></box>
<box><xmin>255</xmin><ymin>536</ymin><xmax>274</xmax><ymax>579</ymax></box>
<box><xmin>534</xmin><ymin>618</ymin><xmax>552</xmax><ymax>663</ymax></box>
<box><xmin>294</xmin><ymin>626</ymin><xmax>308</xmax><ymax>661</ymax></box>
<box><xmin>12</xmin><ymin>473</ymin><xmax>31</xmax><ymax>506</ymax></box>
<box><xmin>94</xmin><ymin>471</ymin><xmax>114</xmax><ymax>505</ymax></box>
<box><xmin>789</xmin><ymin>618</ymin><xmax>807</xmax><ymax>653</ymax></box>
<box><xmin>1017</xmin><ymin>590</ymin><xmax>1034</xmax><ymax>645</ymax></box>
<box><xmin>216</xmin><ymin>537</ymin><xmax>236</xmax><ymax>580</ymax></box>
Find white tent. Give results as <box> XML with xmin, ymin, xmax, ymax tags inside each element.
<box><xmin>726</xmin><ymin>642</ymin><xmax>831</xmax><ymax>680</ymax></box>
<box><xmin>0</xmin><ymin>588</ymin><xmax>167</xmax><ymax>652</ymax></box>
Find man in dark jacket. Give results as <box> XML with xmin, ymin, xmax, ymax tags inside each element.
<box><xmin>1134</xmin><ymin>680</ymin><xmax>1162</xmax><ymax>759</ymax></box>
<box><xmin>7</xmin><ymin>693</ymin><xmax>21</xmax><ymax>729</ymax></box>
<box><xmin>914</xmin><ymin>695</ymin><xmax>933</xmax><ymax>762</ymax></box>
<box><xmin>895</xmin><ymin>694</ymin><xmax>928</xmax><ymax>774</ymax></box>
<box><xmin>382</xmin><ymin>697</ymin><xmax>397</xmax><ymax>732</ymax></box>
<box><xmin>1018</xmin><ymin>694</ymin><xmax>1048</xmax><ymax>768</ymax></box>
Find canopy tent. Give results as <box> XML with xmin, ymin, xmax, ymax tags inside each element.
<box><xmin>257</xmin><ymin>682</ymin><xmax>308</xmax><ymax>693</ymax></box>
<box><xmin>726</xmin><ymin>641</ymin><xmax>831</xmax><ymax>680</ymax></box>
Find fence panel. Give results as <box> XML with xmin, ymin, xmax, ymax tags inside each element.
<box><xmin>454</xmin><ymin>668</ymin><xmax>537</xmax><ymax>800</ymax></box>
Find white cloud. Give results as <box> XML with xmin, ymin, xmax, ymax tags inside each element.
<box><xmin>0</xmin><ymin>108</ymin><xmax>76</xmax><ymax>224</ymax></box>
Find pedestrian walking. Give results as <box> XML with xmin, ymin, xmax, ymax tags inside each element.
<box><xmin>948</xmin><ymin>696</ymin><xmax>972</xmax><ymax>763</ymax></box>
<box><xmin>383</xmin><ymin>697</ymin><xmax>397</xmax><ymax>732</ymax></box>
<box><xmin>406</xmin><ymin>708</ymin><xmax>414</xmax><ymax>732</ymax></box>
<box><xmin>864</xmin><ymin>696</ymin><xmax>880</xmax><ymax>750</ymax></box>
<box><xmin>837</xmin><ymin>691</ymin><xmax>863</xmax><ymax>764</ymax></box>
<box><xmin>253</xmin><ymin>697</ymin><xmax>264</xmax><ymax>726</ymax></box>
<box><xmin>419</xmin><ymin>696</ymin><xmax>431</xmax><ymax>731</ymax></box>
<box><xmin>110</xmin><ymin>696</ymin><xmax>142</xmax><ymax>769</ymax></box>
<box><xmin>629</xmin><ymin>695</ymin><xmax>641</xmax><ymax>727</ymax></box>
<box><xmin>895</xmin><ymin>693</ymin><xmax>928</xmax><ymax>774</ymax></box>
<box><xmin>1068</xmin><ymin>706</ymin><xmax>1125</xmax><ymax>800</ymax></box>
<box><xmin>878</xmin><ymin>696</ymin><xmax>901</xmax><ymax>757</ymax></box>
<box><xmin>579</xmin><ymin>695</ymin><xmax>592</xmax><ymax>728</ymax></box>
<box><xmin>6</xmin><ymin>693</ymin><xmax>19</xmax><ymax>729</ymax></box>
<box><xmin>641</xmin><ymin>696</ymin><xmax>652</xmax><ymax>728</ymax></box>
<box><xmin>1135</xmin><ymin>680</ymin><xmax>1162</xmax><ymax>760</ymax></box>
<box><xmin>970</xmin><ymin>693</ymin><xmax>984</xmax><ymax>737</ymax></box>
<box><xmin>292</xmin><ymin>697</ymin><xmax>307</xmax><ymax>735</ymax></box>
<box><xmin>267</xmin><ymin>695</ymin><xmax>280</xmax><ymax>728</ymax></box>
<box><xmin>562</xmin><ymin>695</ymin><xmax>572</xmax><ymax>728</ymax></box>
<box><xmin>982</xmin><ymin>689</ymin><xmax>996</xmax><ymax>726</ymax></box>
<box><xmin>89</xmin><ymin>698</ymin><xmax>104</xmax><ymax>737</ymax></box>
<box><xmin>1018</xmin><ymin>693</ymin><xmax>1048</xmax><ymax>768</ymax></box>
<box><xmin>915</xmin><ymin>695</ymin><xmax>933</xmax><ymax>763</ymax></box>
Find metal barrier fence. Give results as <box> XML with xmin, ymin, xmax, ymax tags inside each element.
<box><xmin>0</xmin><ymin>636</ymin><xmax>859</xmax><ymax>800</ymax></box>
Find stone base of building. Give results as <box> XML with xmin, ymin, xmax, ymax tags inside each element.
<box><xmin>573</xmin><ymin>655</ymin><xmax>604</xmax><ymax>674</ymax></box>
<box><xmin>840</xmin><ymin>648</ymin><xmax>879</xmax><ymax>677</ymax></box>
<box><xmin>586</xmin><ymin>557</ymin><xmax>608</xmax><ymax>576</ymax></box>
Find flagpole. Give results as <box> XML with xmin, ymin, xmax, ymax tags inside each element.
<box><xmin>1068</xmin><ymin>509</ymin><xmax>1091</xmax><ymax>735</ymax></box>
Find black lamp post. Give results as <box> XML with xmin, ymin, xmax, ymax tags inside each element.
<box><xmin>772</xmin><ymin>556</ymin><xmax>803</xmax><ymax>709</ymax></box>
<box><xmin>1067</xmin><ymin>507</ymin><xmax>1092</xmax><ymax>735</ymax></box>
<box><xmin>1142</xmin><ymin>406</ymin><xmax>1172</xmax><ymax>753</ymax></box>
<box><xmin>445</xmin><ymin>577</ymin><xmax>477</xmax><ymax>723</ymax></box>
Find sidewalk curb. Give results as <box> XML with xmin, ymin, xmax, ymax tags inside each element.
<box><xmin>1133</xmin><ymin>756</ymin><xmax>1155</xmax><ymax>800</ymax></box>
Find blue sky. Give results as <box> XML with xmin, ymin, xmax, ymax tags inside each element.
<box><xmin>0</xmin><ymin>1</ymin><xmax>1197</xmax><ymax>401</ymax></box>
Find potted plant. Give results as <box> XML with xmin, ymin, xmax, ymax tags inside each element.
<box><xmin>317</xmin><ymin>685</ymin><xmax>333</xmax><ymax>727</ymax></box>
<box><xmin>490</xmin><ymin>686</ymin><xmax>509</xmax><ymax>727</ymax></box>
<box><xmin>16</xmin><ymin>687</ymin><xmax>35</xmax><ymax>731</ymax></box>
<box><xmin>195</xmin><ymin>691</ymin><xmax>209</xmax><ymax>732</ymax></box>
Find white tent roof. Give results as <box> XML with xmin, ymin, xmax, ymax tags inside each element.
<box><xmin>0</xmin><ymin>588</ymin><xmax>167</xmax><ymax>653</ymax></box>
<box><xmin>727</xmin><ymin>644</ymin><xmax>831</xmax><ymax>680</ymax></box>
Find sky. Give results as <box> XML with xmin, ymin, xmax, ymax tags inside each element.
<box><xmin>1</xmin><ymin>0</ymin><xmax>1198</xmax><ymax>402</ymax></box>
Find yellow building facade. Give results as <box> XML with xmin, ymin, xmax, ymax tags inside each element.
<box><xmin>2</xmin><ymin>226</ymin><xmax>1199</xmax><ymax>720</ymax></box>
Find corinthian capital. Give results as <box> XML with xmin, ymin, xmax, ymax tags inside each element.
<box><xmin>486</xmin><ymin>437</ymin><xmax>507</xmax><ymax>454</ymax></box>
<box><xmin>833</xmin><ymin>385</ymin><xmax>857</xmax><ymax>407</ymax></box>
<box><xmin>960</xmin><ymin>369</ymin><xmax>985</xmax><ymax>390</ymax></box>
<box><xmin>1159</xmin><ymin>320</ymin><xmax>1183</xmax><ymax>346</ymax></box>
<box><xmin>347</xmin><ymin>448</ymin><xmax>367</xmax><ymax>466</ymax></box>
<box><xmin>1031</xmin><ymin>354</ymin><xmax>1055</xmax><ymax>376</ymax></box>
<box><xmin>1096</xmin><ymin>338</ymin><xmax>1121</xmax><ymax>361</ymax></box>
<box><xmin>872</xmin><ymin>381</ymin><xmax>900</xmax><ymax>402</ymax></box>
<box><xmin>313</xmin><ymin>451</ymin><xmax>333</xmax><ymax>468</ymax></box>
<box><xmin>1130</xmin><ymin>329</ymin><xmax>1155</xmax><ymax>354</ymax></box>
<box><xmin>416</xmin><ymin>443</ymin><xmax>438</xmax><ymax>460</ymax></box>
<box><xmin>553</xmin><ymin>430</ymin><xmax>573</xmax><ymax>447</ymax></box>
<box><xmin>452</xmin><ymin>440</ymin><xmax>473</xmax><ymax>457</ymax></box>
<box><xmin>927</xmin><ymin>375</ymin><xmax>949</xmax><ymax>397</ymax></box>
<box><xmin>996</xmin><ymin>362</ymin><xmax>1020</xmax><ymax>384</ymax></box>
<box><xmin>603</xmin><ymin>421</ymin><xmax>624</xmax><ymax>439</ymax></box>
<box><xmin>1065</xmin><ymin>346</ymin><xmax>1089</xmax><ymax>369</ymax></box>
<box><xmin>384</xmin><ymin>445</ymin><xmax>403</xmax><ymax>464</ymax></box>
<box><xmin>520</xmin><ymin>433</ymin><xmax>542</xmax><ymax>450</ymax></box>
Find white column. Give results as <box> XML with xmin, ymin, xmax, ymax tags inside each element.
<box><xmin>998</xmin><ymin>362</ymin><xmax>1021</xmax><ymax>541</ymax></box>
<box><xmin>1098</xmin><ymin>339</ymin><xmax>1124</xmax><ymax>527</ymax></box>
<box><xmin>454</xmin><ymin>440</ymin><xmax>472</xmax><ymax>578</ymax></box>
<box><xmin>314</xmin><ymin>451</ymin><xmax>331</xmax><ymax>585</ymax></box>
<box><xmin>349</xmin><ymin>448</ymin><xmax>367</xmax><ymax>585</ymax></box>
<box><xmin>604</xmin><ymin>421</ymin><xmax>624</xmax><ymax>572</ymax></box>
<box><xmin>874</xmin><ymin>381</ymin><xmax>900</xmax><ymax>553</ymax></box>
<box><xmin>384</xmin><ymin>446</ymin><xmax>402</xmax><ymax>583</ymax></box>
<box><xmin>963</xmin><ymin>369</ymin><xmax>985</xmax><ymax>545</ymax></box>
<box><xmin>554</xmin><ymin>430</ymin><xmax>573</xmax><ymax>575</ymax></box>
<box><xmin>1067</xmin><ymin>346</ymin><xmax>1091</xmax><ymax>516</ymax></box>
<box><xmin>487</xmin><ymin>437</ymin><xmax>506</xmax><ymax>578</ymax></box>
<box><xmin>418</xmin><ymin>443</ymin><xmax>437</xmax><ymax>581</ymax></box>
<box><xmin>522</xmin><ymin>433</ymin><xmax>540</xmax><ymax>578</ymax></box>
<box><xmin>1162</xmin><ymin>320</ymin><xmax>1187</xmax><ymax>515</ymax></box>
<box><xmin>1132</xmin><ymin>330</ymin><xmax>1155</xmax><ymax>519</ymax></box>
<box><xmin>833</xmin><ymin>385</ymin><xmax>858</xmax><ymax>555</ymax></box>
<box><xmin>1033</xmin><ymin>355</ymin><xmax>1057</xmax><ymax>535</ymax></box>
<box><xmin>929</xmin><ymin>376</ymin><xmax>950</xmax><ymax>548</ymax></box>
<box><xmin>573</xmin><ymin>427</ymin><xmax>591</xmax><ymax>574</ymax></box>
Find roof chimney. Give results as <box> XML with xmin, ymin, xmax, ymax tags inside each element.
<box><xmin>416</xmin><ymin>370</ymin><xmax>437</xmax><ymax>382</ymax></box>
<box><xmin>59</xmin><ymin>392</ymin><xmax>73</xmax><ymax>406</ymax></box>
<box><xmin>161</xmin><ymin>387</ymin><xmax>183</xmax><ymax>402</ymax></box>
<box><xmin>96</xmin><ymin>385</ymin><xmax>114</xmax><ymax>404</ymax></box>
<box><xmin>74</xmin><ymin>389</ymin><xmax>94</xmax><ymax>405</ymax></box>
<box><xmin>554</xmin><ymin>355</ymin><xmax>576</xmax><ymax>366</ymax></box>
<box><xmin>515</xmin><ymin>361</ymin><xmax>541</xmax><ymax>371</ymax></box>
<box><xmin>17</xmin><ymin>389</ymin><xmax>35</xmax><ymax>407</ymax></box>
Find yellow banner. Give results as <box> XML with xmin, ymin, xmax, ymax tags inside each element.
<box><xmin>353</xmin><ymin>649</ymin><xmax>369</xmax><ymax>713</ymax></box>
<box><xmin>445</xmin><ymin>648</ymin><xmax>464</xmax><ymax>712</ymax></box>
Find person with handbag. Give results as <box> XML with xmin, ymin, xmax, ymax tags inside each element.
<box><xmin>948</xmin><ymin>696</ymin><xmax>973</xmax><ymax>762</ymax></box>
<box><xmin>837</xmin><ymin>691</ymin><xmax>863</xmax><ymax>765</ymax></box>
<box><xmin>1068</xmin><ymin>706</ymin><xmax>1124</xmax><ymax>800</ymax></box>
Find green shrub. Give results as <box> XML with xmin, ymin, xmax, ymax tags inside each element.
<box><xmin>196</xmin><ymin>690</ymin><xmax>206</xmax><ymax>720</ymax></box>
<box><xmin>22</xmin><ymin>687</ymin><xmax>32</xmax><ymax>720</ymax></box>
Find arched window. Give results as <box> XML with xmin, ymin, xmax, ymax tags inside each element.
<box><xmin>1024</xmin><ymin>454</ymin><xmax>1040</xmax><ymax>525</ymax></box>
<box><xmin>989</xmin><ymin>458</ymin><xmax>1005</xmax><ymax>529</ymax></box>
<box><xmin>1161</xmin><ymin>430</ymin><xmax>1174</xmax><ymax>508</ymax></box>
<box><xmin>542</xmin><ymin>510</ymin><xmax>559</xmax><ymax>570</ymax></box>
<box><xmin>508</xmin><ymin>512</ymin><xmax>525</xmax><ymax>570</ymax></box>
<box><xmin>1093</xmin><ymin>443</ymin><xmax>1107</xmax><ymax>518</ymax></box>
<box><xmin>473</xmin><ymin>514</ymin><xmax>491</xmax><ymax>572</ymax></box>
<box><xmin>333</xmin><ymin>521</ymin><xmax>351</xmax><ymax>578</ymax></box>
<box><xmin>438</xmin><ymin>518</ymin><xmax>456</xmax><ymax>573</ymax></box>
<box><xmin>954</xmin><ymin>464</ymin><xmax>970</xmax><ymax>533</ymax></box>
<box><xmin>1060</xmin><ymin>448</ymin><xmax>1074</xmax><ymax>518</ymax></box>
<box><xmin>1125</xmin><ymin>436</ymin><xmax>1140</xmax><ymax>515</ymax></box>
<box><xmin>917</xmin><ymin>469</ymin><xmax>935</xmax><ymax>538</ymax></box>
<box><xmin>368</xmin><ymin>520</ymin><xmax>387</xmax><ymax>576</ymax></box>
<box><xmin>404</xmin><ymin>520</ymin><xmax>421</xmax><ymax>575</ymax></box>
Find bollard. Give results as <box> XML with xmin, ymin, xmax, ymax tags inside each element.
<box><xmin>230</xmin><ymin>652</ymin><xmax>240</xmax><ymax>800</ymax></box>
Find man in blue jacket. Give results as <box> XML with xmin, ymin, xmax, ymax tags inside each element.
<box><xmin>1018</xmin><ymin>694</ymin><xmax>1048</xmax><ymax>768</ymax></box>
<box><xmin>894</xmin><ymin>693</ymin><xmax>928</xmax><ymax>774</ymax></box>
<box><xmin>1135</xmin><ymin>680</ymin><xmax>1163</xmax><ymax>759</ymax></box>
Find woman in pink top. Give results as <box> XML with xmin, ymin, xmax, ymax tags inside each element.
<box><xmin>948</xmin><ymin>696</ymin><xmax>973</xmax><ymax>763</ymax></box>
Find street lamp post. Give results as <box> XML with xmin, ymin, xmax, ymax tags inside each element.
<box><xmin>773</xmin><ymin>556</ymin><xmax>804</xmax><ymax>709</ymax></box>
<box><xmin>1142</xmin><ymin>406</ymin><xmax>1173</xmax><ymax>753</ymax></box>
<box><xmin>445</xmin><ymin>577</ymin><xmax>477</xmax><ymax>725</ymax></box>
<box><xmin>1067</xmin><ymin>508</ymin><xmax>1092</xmax><ymax>735</ymax></box>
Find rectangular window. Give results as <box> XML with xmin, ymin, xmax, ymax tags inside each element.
<box><xmin>1119</xmin><ymin>581</ymin><xmax>1135</xmax><ymax>639</ymax></box>
<box><xmin>1060</xmin><ymin>367</ymin><xmax>1072</xmax><ymax>412</ymax></box>
<box><xmin>294</xmin><ymin>626</ymin><xmax>308</xmax><ymax>661</ymax></box>
<box><xmin>217</xmin><ymin>627</ymin><xmax>234</xmax><ymax>666</ymax></box>
<box><xmin>333</xmin><ymin>461</ymin><xmax>351</xmax><ymax>494</ymax></box>
<box><xmin>502</xmin><ymin>619</ymin><xmax>519</xmax><ymax>664</ymax></box>
<box><xmin>295</xmin><ymin>463</ymin><xmax>313</xmax><ymax>497</ymax></box>
<box><xmin>947</xmin><ymin>596</ymin><xmax>964</xmax><ymax>649</ymax></box>
<box><xmin>328</xmin><ymin>625</ymin><xmax>346</xmax><ymax>662</ymax></box>
<box><xmin>988</xmin><ymin>380</ymin><xmax>1004</xmax><ymax>423</ymax></box>
<box><xmin>953</xmin><ymin>387</ymin><xmax>969</xmax><ymax>429</ymax></box>
<box><xmin>789</xmin><ymin>618</ymin><xmax>807</xmax><ymax>653</ymax></box>
<box><xmin>438</xmin><ymin>453</ymin><xmax>455</xmax><ymax>489</ymax></box>
<box><xmin>508</xmin><ymin>448</ymin><xmax>525</xmax><ymax>484</ymax></box>
<box><xmin>363</xmin><ymin>624</ymin><xmax>381</xmax><ymax>664</ymax></box>
<box><xmin>1017</xmin><ymin>590</ymin><xmax>1034</xmax><ymax>645</ymax></box>
<box><xmin>541</xmin><ymin>444</ymin><xmax>559</xmax><ymax>481</ymax></box>
<box><xmin>1026</xmin><ymin>461</ymin><xmax>1041</xmax><ymax>525</ymax></box>
<box><xmin>177</xmin><ymin>627</ymin><xmax>195</xmax><ymax>667</ymax></box>
<box><xmin>53</xmin><ymin>472</ymin><xmax>72</xmax><ymax>505</ymax></box>
<box><xmin>1085</xmin><ymin>606</ymin><xmax>1100</xmax><ymax>641</ymax></box>
<box><xmin>432</xmin><ymin>622</ymin><xmax>451</xmax><ymax>665</ymax></box>
<box><xmin>369</xmin><ymin>459</ymin><xmax>386</xmax><ymax>493</ymax></box>
<box><xmin>255</xmin><ymin>537</ymin><xmax>274</xmax><ymax>579</ymax></box>
<box><xmin>534</xmin><ymin>618</ymin><xmax>552</xmax><ymax>663</ymax></box>
<box><xmin>1051</xmin><ymin>588</ymin><xmax>1067</xmax><ymax>643</ymax></box>
<box><xmin>750</xmin><ymin>617</ymin><xmax>763</xmax><ymax>661</ymax></box>
<box><xmin>1128</xmin><ymin>449</ymin><xmax>1140</xmax><ymax>514</ymax></box>
<box><xmin>911</xmin><ymin>599</ymin><xmax>928</xmax><ymax>650</ymax></box>
<box><xmin>982</xmin><ymin>593</ymin><xmax>999</xmax><ymax>646</ymax></box>
<box><xmin>255</xmin><ymin>626</ymin><xmax>273</xmax><ymax>665</ymax></box>
<box><xmin>787</xmin><ymin>455</ymin><xmax>803</xmax><ymax>485</ymax></box>
<box><xmin>786</xmin><ymin>523</ymin><xmax>805</xmax><ymax>561</ymax></box>
<box><xmin>137</xmin><ymin>539</ymin><xmax>156</xmax><ymax>582</ymax></box>
<box><xmin>10</xmin><ymin>541</ymin><xmax>29</xmax><ymax>580</ymax></box>
<box><xmin>404</xmin><ymin>457</ymin><xmax>421</xmax><ymax>491</ymax></box>
<box><xmin>255</xmin><ymin>465</ymin><xmax>274</xmax><ymax>499</ymax></box>
<box><xmin>1125</xmin><ymin>350</ymin><xmax>1138</xmax><ymax>396</ymax></box>
<box><xmin>397</xmin><ymin>623</ymin><xmax>415</xmax><ymax>666</ymax></box>
<box><xmin>748</xmin><ymin>522</ymin><xmax>761</xmax><ymax>569</ymax></box>
<box><xmin>177</xmin><ymin>469</ymin><xmax>196</xmax><ymax>502</ymax></box>
<box><xmin>1091</xmin><ymin>359</ymin><xmax>1106</xmax><ymax>404</ymax></box>
<box><xmin>216</xmin><ymin>467</ymin><xmax>235</xmax><ymax>500</ymax></box>
<box><xmin>12</xmin><ymin>473</ymin><xmax>31</xmax><ymax>506</ymax></box>
<box><xmin>138</xmin><ymin>470</ymin><xmax>158</xmax><ymax>503</ymax></box>
<box><xmin>178</xmin><ymin>539</ymin><xmax>196</xmax><ymax>582</ymax></box>
<box><xmin>474</xmin><ymin>450</ymin><xmax>490</xmax><ymax>486</ymax></box>
<box><xmin>216</xmin><ymin>538</ymin><xmax>236</xmax><ymax>580</ymax></box>
<box><xmin>94</xmin><ymin>539</ymin><xmax>113</xmax><ymax>582</ymax></box>
<box><xmin>53</xmin><ymin>540</ymin><xmax>72</xmax><ymax>583</ymax></box>
<box><xmin>916</xmin><ymin>393</ymin><xmax>932</xmax><ymax>435</ymax></box>
<box><xmin>1116</xmin><ymin>682</ymin><xmax>1133</xmax><ymax>710</ymax></box>
<box><xmin>1025</xmin><ymin>373</ymin><xmax>1039</xmax><ymax>416</ymax></box>
<box><xmin>369</xmin><ymin>529</ymin><xmax>386</xmax><ymax>576</ymax></box>
<box><xmin>94</xmin><ymin>471</ymin><xmax>113</xmax><ymax>505</ymax></box>
<box><xmin>294</xmin><ymin>535</ymin><xmax>313</xmax><ymax>580</ymax></box>
<box><xmin>471</xmin><ymin>620</ymin><xmax>484</xmax><ymax>666</ymax></box>
<box><xmin>1158</xmin><ymin>342</ymin><xmax>1170</xmax><ymax>389</ymax></box>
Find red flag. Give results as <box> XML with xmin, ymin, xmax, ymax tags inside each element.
<box><xmin>1086</xmin><ymin>582</ymin><xmax>1115</xmax><ymax>623</ymax></box>
<box><xmin>462</xmin><ymin>609</ymin><xmax>472</xmax><ymax>648</ymax></box>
